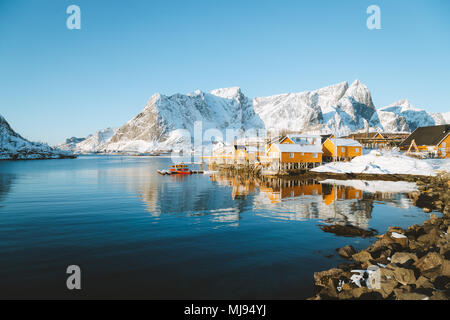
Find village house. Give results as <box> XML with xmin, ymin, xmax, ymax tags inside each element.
<box><xmin>344</xmin><ymin>132</ymin><xmax>410</xmax><ymax>149</ymax></box>
<box><xmin>322</xmin><ymin>138</ymin><xmax>362</xmax><ymax>161</ymax></box>
<box><xmin>400</xmin><ymin>124</ymin><xmax>450</xmax><ymax>158</ymax></box>
<box><xmin>265</xmin><ymin>143</ymin><xmax>322</xmax><ymax>171</ymax></box>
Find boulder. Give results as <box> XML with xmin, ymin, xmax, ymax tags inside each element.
<box><xmin>414</xmin><ymin>252</ymin><xmax>444</xmax><ymax>273</ymax></box>
<box><xmin>352</xmin><ymin>250</ymin><xmax>373</xmax><ymax>264</ymax></box>
<box><xmin>337</xmin><ymin>245</ymin><xmax>356</xmax><ymax>259</ymax></box>
<box><xmin>390</xmin><ymin>252</ymin><xmax>418</xmax><ymax>265</ymax></box>
<box><xmin>391</xmin><ymin>266</ymin><xmax>416</xmax><ymax>286</ymax></box>
<box><xmin>393</xmin><ymin>288</ymin><xmax>428</xmax><ymax>300</ymax></box>
<box><xmin>313</xmin><ymin>268</ymin><xmax>343</xmax><ymax>288</ymax></box>
<box><xmin>415</xmin><ymin>276</ymin><xmax>433</xmax><ymax>289</ymax></box>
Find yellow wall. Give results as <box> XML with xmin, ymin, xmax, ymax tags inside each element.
<box><xmin>323</xmin><ymin>187</ymin><xmax>362</xmax><ymax>205</ymax></box>
<box><xmin>268</xmin><ymin>145</ymin><xmax>322</xmax><ymax>163</ymax></box>
<box><xmin>280</xmin><ymin>137</ymin><xmax>294</xmax><ymax>144</ymax></box>
<box><xmin>322</xmin><ymin>139</ymin><xmax>362</xmax><ymax>158</ymax></box>
<box><xmin>438</xmin><ymin>134</ymin><xmax>450</xmax><ymax>158</ymax></box>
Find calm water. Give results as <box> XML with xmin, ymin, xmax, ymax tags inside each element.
<box><xmin>0</xmin><ymin>156</ymin><xmax>429</xmax><ymax>299</ymax></box>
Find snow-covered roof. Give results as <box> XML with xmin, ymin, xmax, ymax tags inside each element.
<box><xmin>270</xmin><ymin>144</ymin><xmax>322</xmax><ymax>153</ymax></box>
<box><xmin>326</xmin><ymin>138</ymin><xmax>362</xmax><ymax>147</ymax></box>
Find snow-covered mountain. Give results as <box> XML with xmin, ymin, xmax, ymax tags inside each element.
<box><xmin>369</xmin><ymin>99</ymin><xmax>440</xmax><ymax>132</ymax></box>
<box><xmin>57</xmin><ymin>127</ymin><xmax>117</xmax><ymax>153</ymax></box>
<box><xmin>104</xmin><ymin>87</ymin><xmax>263</xmax><ymax>153</ymax></box>
<box><xmin>0</xmin><ymin>115</ymin><xmax>73</xmax><ymax>160</ymax></box>
<box><xmin>94</xmin><ymin>80</ymin><xmax>448</xmax><ymax>152</ymax></box>
<box><xmin>442</xmin><ymin>111</ymin><xmax>450</xmax><ymax>124</ymax></box>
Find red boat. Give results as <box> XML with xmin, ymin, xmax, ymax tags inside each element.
<box><xmin>169</xmin><ymin>164</ymin><xmax>191</xmax><ymax>175</ymax></box>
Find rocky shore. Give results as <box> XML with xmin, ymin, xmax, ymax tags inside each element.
<box><xmin>309</xmin><ymin>173</ymin><xmax>450</xmax><ymax>300</ymax></box>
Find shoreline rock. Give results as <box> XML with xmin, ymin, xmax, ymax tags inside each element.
<box><xmin>309</xmin><ymin>173</ymin><xmax>450</xmax><ymax>300</ymax></box>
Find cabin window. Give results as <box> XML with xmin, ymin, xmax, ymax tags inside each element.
<box><xmin>355</xmin><ymin>148</ymin><xmax>359</xmax><ymax>153</ymax></box>
<box><xmin>301</xmin><ymin>152</ymin><xmax>304</xmax><ymax>156</ymax></box>
<box><xmin>341</xmin><ymin>147</ymin><xmax>345</xmax><ymax>153</ymax></box>
<box><xmin>290</xmin><ymin>153</ymin><xmax>294</xmax><ymax>158</ymax></box>
<box><xmin>442</xmin><ymin>142</ymin><xmax>446</xmax><ymax>147</ymax></box>
<box><xmin>313</xmin><ymin>153</ymin><xmax>318</xmax><ymax>158</ymax></box>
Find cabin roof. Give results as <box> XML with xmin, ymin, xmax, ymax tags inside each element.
<box><xmin>325</xmin><ymin>138</ymin><xmax>362</xmax><ymax>147</ymax></box>
<box><xmin>400</xmin><ymin>125</ymin><xmax>450</xmax><ymax>147</ymax></box>
<box><xmin>271</xmin><ymin>143</ymin><xmax>323</xmax><ymax>153</ymax></box>
<box><xmin>320</xmin><ymin>134</ymin><xmax>333</xmax><ymax>144</ymax></box>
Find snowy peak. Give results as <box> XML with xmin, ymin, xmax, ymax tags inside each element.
<box><xmin>1</xmin><ymin>114</ymin><xmax>72</xmax><ymax>160</ymax></box>
<box><xmin>210</xmin><ymin>87</ymin><xmax>242</xmax><ymax>100</ymax></box>
<box><xmin>58</xmin><ymin>127</ymin><xmax>118</xmax><ymax>153</ymax></box>
<box><xmin>98</xmin><ymin>80</ymin><xmax>448</xmax><ymax>153</ymax></box>
<box><xmin>370</xmin><ymin>99</ymin><xmax>441</xmax><ymax>132</ymax></box>
<box><xmin>343</xmin><ymin>79</ymin><xmax>375</xmax><ymax>109</ymax></box>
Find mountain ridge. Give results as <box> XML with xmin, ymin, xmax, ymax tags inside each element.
<box><xmin>58</xmin><ymin>80</ymin><xmax>449</xmax><ymax>153</ymax></box>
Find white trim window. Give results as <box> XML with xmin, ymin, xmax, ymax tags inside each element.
<box><xmin>313</xmin><ymin>153</ymin><xmax>318</xmax><ymax>158</ymax></box>
<box><xmin>290</xmin><ymin>152</ymin><xmax>294</xmax><ymax>158</ymax></box>
<box><xmin>341</xmin><ymin>147</ymin><xmax>346</xmax><ymax>153</ymax></box>
<box><xmin>355</xmin><ymin>147</ymin><xmax>359</xmax><ymax>153</ymax></box>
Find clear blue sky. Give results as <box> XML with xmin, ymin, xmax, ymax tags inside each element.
<box><xmin>1</xmin><ymin>0</ymin><xmax>449</xmax><ymax>145</ymax></box>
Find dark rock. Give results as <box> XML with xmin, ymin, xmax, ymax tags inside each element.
<box><xmin>433</xmin><ymin>276</ymin><xmax>450</xmax><ymax>290</ymax></box>
<box><xmin>319</xmin><ymin>224</ymin><xmax>377</xmax><ymax>238</ymax></box>
<box><xmin>337</xmin><ymin>245</ymin><xmax>356</xmax><ymax>259</ymax></box>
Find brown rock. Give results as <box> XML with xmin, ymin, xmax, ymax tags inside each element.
<box><xmin>313</xmin><ymin>268</ymin><xmax>342</xmax><ymax>288</ymax></box>
<box><xmin>351</xmin><ymin>287</ymin><xmax>370</xmax><ymax>299</ymax></box>
<box><xmin>390</xmin><ymin>252</ymin><xmax>418</xmax><ymax>264</ymax></box>
<box><xmin>442</xmin><ymin>259</ymin><xmax>450</xmax><ymax>277</ymax></box>
<box><xmin>375</xmin><ymin>277</ymin><xmax>398</xmax><ymax>299</ymax></box>
<box><xmin>392</xmin><ymin>267</ymin><xmax>416</xmax><ymax>286</ymax></box>
<box><xmin>393</xmin><ymin>288</ymin><xmax>428</xmax><ymax>300</ymax></box>
<box><xmin>337</xmin><ymin>245</ymin><xmax>356</xmax><ymax>259</ymax></box>
<box><xmin>429</xmin><ymin>291</ymin><xmax>447</xmax><ymax>300</ymax></box>
<box><xmin>417</xmin><ymin>227</ymin><xmax>443</xmax><ymax>247</ymax></box>
<box><xmin>352</xmin><ymin>250</ymin><xmax>373</xmax><ymax>263</ymax></box>
<box><xmin>414</xmin><ymin>252</ymin><xmax>444</xmax><ymax>273</ymax></box>
<box><xmin>415</xmin><ymin>276</ymin><xmax>433</xmax><ymax>289</ymax></box>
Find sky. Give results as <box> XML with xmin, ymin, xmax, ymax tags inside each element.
<box><xmin>0</xmin><ymin>0</ymin><xmax>449</xmax><ymax>145</ymax></box>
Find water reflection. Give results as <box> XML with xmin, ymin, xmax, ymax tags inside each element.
<box><xmin>100</xmin><ymin>162</ymin><xmax>419</xmax><ymax>231</ymax></box>
<box><xmin>206</xmin><ymin>174</ymin><xmax>418</xmax><ymax>230</ymax></box>
<box><xmin>0</xmin><ymin>173</ymin><xmax>15</xmax><ymax>205</ymax></box>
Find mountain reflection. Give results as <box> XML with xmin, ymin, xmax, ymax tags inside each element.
<box><xmin>0</xmin><ymin>173</ymin><xmax>15</xmax><ymax>205</ymax></box>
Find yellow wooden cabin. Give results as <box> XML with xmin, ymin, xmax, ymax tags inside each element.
<box><xmin>322</xmin><ymin>138</ymin><xmax>362</xmax><ymax>161</ymax></box>
<box><xmin>400</xmin><ymin>125</ymin><xmax>450</xmax><ymax>158</ymax></box>
<box><xmin>266</xmin><ymin>143</ymin><xmax>322</xmax><ymax>171</ymax></box>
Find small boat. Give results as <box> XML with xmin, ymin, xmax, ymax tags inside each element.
<box><xmin>169</xmin><ymin>163</ymin><xmax>191</xmax><ymax>175</ymax></box>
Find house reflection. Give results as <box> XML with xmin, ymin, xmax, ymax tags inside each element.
<box><xmin>209</xmin><ymin>175</ymin><xmax>256</xmax><ymax>200</ymax></box>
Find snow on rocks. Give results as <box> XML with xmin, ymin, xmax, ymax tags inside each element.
<box><xmin>312</xmin><ymin>150</ymin><xmax>449</xmax><ymax>176</ymax></box>
<box><xmin>1</xmin><ymin>114</ymin><xmax>74</xmax><ymax>160</ymax></box>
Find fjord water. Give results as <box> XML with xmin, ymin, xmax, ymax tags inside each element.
<box><xmin>0</xmin><ymin>156</ymin><xmax>429</xmax><ymax>299</ymax></box>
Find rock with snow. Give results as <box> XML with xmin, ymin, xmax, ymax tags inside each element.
<box><xmin>106</xmin><ymin>87</ymin><xmax>264</xmax><ymax>153</ymax></box>
<box><xmin>0</xmin><ymin>114</ymin><xmax>73</xmax><ymax>160</ymax></box>
<box><xmin>370</xmin><ymin>99</ymin><xmax>443</xmax><ymax>132</ymax></box>
<box><xmin>312</xmin><ymin>150</ymin><xmax>450</xmax><ymax>176</ymax></box>
<box><xmin>100</xmin><ymin>81</ymin><xmax>448</xmax><ymax>152</ymax></box>
<box><xmin>58</xmin><ymin>127</ymin><xmax>117</xmax><ymax>153</ymax></box>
